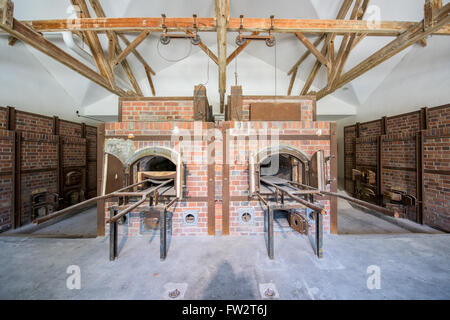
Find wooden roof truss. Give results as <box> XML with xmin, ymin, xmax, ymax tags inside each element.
<box><xmin>0</xmin><ymin>0</ymin><xmax>448</xmax><ymax>105</ymax></box>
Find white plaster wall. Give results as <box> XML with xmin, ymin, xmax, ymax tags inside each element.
<box><xmin>83</xmin><ymin>44</ymin><xmax>357</xmax><ymax>117</ymax></box>
<box><xmin>0</xmin><ymin>38</ymin><xmax>82</xmax><ymax>122</ymax></box>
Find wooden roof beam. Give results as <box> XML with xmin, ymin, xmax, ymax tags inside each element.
<box><xmin>7</xmin><ymin>35</ymin><xmax>16</xmax><ymax>45</ymax></box>
<box><xmin>287</xmin><ymin>34</ymin><xmax>324</xmax><ymax>76</ymax></box>
<box><xmin>15</xmin><ymin>17</ymin><xmax>450</xmax><ymax>36</ymax></box>
<box><xmin>287</xmin><ymin>0</ymin><xmax>352</xmax><ymax>96</ymax></box>
<box><xmin>72</xmin><ymin>0</ymin><xmax>116</xmax><ymax>89</ymax></box>
<box><xmin>300</xmin><ymin>0</ymin><xmax>354</xmax><ymax>95</ymax></box>
<box><xmin>216</xmin><ymin>0</ymin><xmax>227</xmax><ymax>113</ymax></box>
<box><xmin>351</xmin><ymin>32</ymin><xmax>367</xmax><ymax>49</ymax></box>
<box><xmin>89</xmin><ymin>0</ymin><xmax>143</xmax><ymax>96</ymax></box>
<box><xmin>226</xmin><ymin>31</ymin><xmax>259</xmax><ymax>65</ymax></box>
<box><xmin>299</xmin><ymin>42</ymin><xmax>326</xmax><ymax>95</ymax></box>
<box><xmin>186</xmin><ymin>30</ymin><xmax>219</xmax><ymax>65</ymax></box>
<box><xmin>89</xmin><ymin>0</ymin><xmax>119</xmax><ymax>52</ymax></box>
<box><xmin>145</xmin><ymin>67</ymin><xmax>156</xmax><ymax>96</ymax></box>
<box><xmin>329</xmin><ymin>0</ymin><xmax>369</xmax><ymax>89</ymax></box>
<box><xmin>111</xmin><ymin>30</ymin><xmax>150</xmax><ymax>68</ymax></box>
<box><xmin>117</xmin><ymin>33</ymin><xmax>156</xmax><ymax>75</ymax></box>
<box><xmin>119</xmin><ymin>55</ymin><xmax>143</xmax><ymax>96</ymax></box>
<box><xmin>73</xmin><ymin>28</ymin><xmax>142</xmax><ymax>96</ymax></box>
<box><xmin>295</xmin><ymin>32</ymin><xmax>331</xmax><ymax>69</ymax></box>
<box><xmin>287</xmin><ymin>66</ymin><xmax>298</xmax><ymax>96</ymax></box>
<box><xmin>0</xmin><ymin>17</ymin><xmax>127</xmax><ymax>97</ymax></box>
<box><xmin>316</xmin><ymin>2</ymin><xmax>450</xmax><ymax>100</ymax></box>
<box><xmin>90</xmin><ymin>0</ymin><xmax>155</xmax><ymax>78</ymax></box>
<box><xmin>425</xmin><ymin>0</ymin><xmax>443</xmax><ymax>30</ymax></box>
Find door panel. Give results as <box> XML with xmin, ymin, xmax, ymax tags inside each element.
<box><xmin>105</xmin><ymin>154</ymin><xmax>124</xmax><ymax>194</ymax></box>
<box><xmin>309</xmin><ymin>150</ymin><xmax>326</xmax><ymax>190</ymax></box>
<box><xmin>250</xmin><ymin>103</ymin><xmax>302</xmax><ymax>121</ymax></box>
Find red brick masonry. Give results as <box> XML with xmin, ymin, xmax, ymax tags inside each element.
<box><xmin>104</xmin><ymin>96</ymin><xmax>333</xmax><ymax>237</ymax></box>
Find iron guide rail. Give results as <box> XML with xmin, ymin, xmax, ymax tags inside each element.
<box><xmin>160</xmin><ymin>196</ymin><xmax>179</xmax><ymax>260</ymax></box>
<box><xmin>33</xmin><ymin>179</ymin><xmax>173</xmax><ymax>225</ymax></box>
<box><xmin>260</xmin><ymin>177</ymin><xmax>325</xmax><ymax>214</ymax></box>
<box><xmin>256</xmin><ymin>181</ymin><xmax>324</xmax><ymax>259</ymax></box>
<box><xmin>287</xmin><ymin>181</ymin><xmax>397</xmax><ymax>216</ymax></box>
<box><xmin>256</xmin><ymin>176</ymin><xmax>398</xmax><ymax>259</ymax></box>
<box><xmin>108</xmin><ymin>179</ymin><xmax>173</xmax><ymax>223</ymax></box>
<box><xmin>109</xmin><ymin>195</ymin><xmax>179</xmax><ymax>261</ymax></box>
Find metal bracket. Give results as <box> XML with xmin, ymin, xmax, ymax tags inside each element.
<box><xmin>289</xmin><ymin>212</ymin><xmax>309</xmax><ymax>235</ymax></box>
<box><xmin>160</xmin><ymin>13</ymin><xmax>201</xmax><ymax>45</ymax></box>
<box><xmin>236</xmin><ymin>14</ymin><xmax>275</xmax><ymax>47</ymax></box>
<box><xmin>191</xmin><ymin>14</ymin><xmax>201</xmax><ymax>45</ymax></box>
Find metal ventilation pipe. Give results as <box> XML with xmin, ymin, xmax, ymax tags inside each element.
<box><xmin>62</xmin><ymin>31</ymin><xmax>93</xmax><ymax>63</ymax></box>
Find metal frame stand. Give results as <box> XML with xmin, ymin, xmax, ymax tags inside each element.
<box><xmin>315</xmin><ymin>211</ymin><xmax>323</xmax><ymax>258</ymax></box>
<box><xmin>109</xmin><ymin>206</ymin><xmax>118</xmax><ymax>261</ymax></box>
<box><xmin>160</xmin><ymin>208</ymin><xmax>167</xmax><ymax>260</ymax></box>
<box><xmin>267</xmin><ymin>207</ymin><xmax>274</xmax><ymax>259</ymax></box>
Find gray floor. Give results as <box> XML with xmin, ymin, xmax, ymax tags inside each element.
<box><xmin>0</xmin><ymin>197</ymin><xmax>448</xmax><ymax>300</ymax></box>
<box><xmin>0</xmin><ymin>233</ymin><xmax>449</xmax><ymax>300</ymax></box>
<box><xmin>2</xmin><ymin>206</ymin><xmax>97</xmax><ymax>238</ymax></box>
<box><xmin>337</xmin><ymin>196</ymin><xmax>439</xmax><ymax>234</ymax></box>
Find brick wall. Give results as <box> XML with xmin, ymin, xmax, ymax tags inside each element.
<box><xmin>0</xmin><ymin>129</ymin><xmax>13</xmax><ymax>231</ymax></box>
<box><xmin>19</xmin><ymin>132</ymin><xmax>59</xmax><ymax>224</ymax></box>
<box><xmin>104</xmin><ymin>121</ymin><xmax>211</xmax><ymax>236</ymax></box>
<box><xmin>428</xmin><ymin>104</ymin><xmax>450</xmax><ymax>129</ymax></box>
<box><xmin>226</xmin><ymin>93</ymin><xmax>316</xmax><ymax>122</ymax></box>
<box><xmin>103</xmin><ymin>119</ymin><xmax>333</xmax><ymax>237</ymax></box>
<box><xmin>15</xmin><ymin>112</ymin><xmax>53</xmax><ymax>134</ymax></box>
<box><xmin>381</xmin><ymin>133</ymin><xmax>418</xmax><ymax>220</ymax></box>
<box><xmin>344</xmin><ymin>104</ymin><xmax>449</xmax><ymax>231</ymax></box>
<box><xmin>423</xmin><ymin>129</ymin><xmax>450</xmax><ymax>231</ymax></box>
<box><xmin>21</xmin><ymin>132</ymin><xmax>58</xmax><ymax>170</ymax></box>
<box><xmin>86</xmin><ymin>126</ymin><xmax>97</xmax><ymax>198</ymax></box>
<box><xmin>62</xmin><ymin>136</ymin><xmax>86</xmax><ymax>168</ymax></box>
<box><xmin>222</xmin><ymin>121</ymin><xmax>331</xmax><ymax>235</ymax></box>
<box><xmin>356</xmin><ymin>136</ymin><xmax>378</xmax><ymax>167</ymax></box>
<box><xmin>354</xmin><ymin>135</ymin><xmax>379</xmax><ymax>202</ymax></box>
<box><xmin>59</xmin><ymin>120</ymin><xmax>83</xmax><ymax>137</ymax></box>
<box><xmin>240</xmin><ymin>97</ymin><xmax>315</xmax><ymax>121</ymax></box>
<box><xmin>0</xmin><ymin>108</ymin><xmax>7</xmax><ymax>129</ymax></box>
<box><xmin>359</xmin><ymin>120</ymin><xmax>382</xmax><ymax>137</ymax></box>
<box><xmin>386</xmin><ymin>112</ymin><xmax>421</xmax><ymax>135</ymax></box>
<box><xmin>344</xmin><ymin>126</ymin><xmax>356</xmax><ymax>194</ymax></box>
<box><xmin>0</xmin><ymin>106</ymin><xmax>97</xmax><ymax>232</ymax></box>
<box><xmin>120</xmin><ymin>99</ymin><xmax>195</xmax><ymax>122</ymax></box>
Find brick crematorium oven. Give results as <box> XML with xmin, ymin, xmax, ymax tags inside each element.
<box><xmin>92</xmin><ymin>85</ymin><xmax>340</xmax><ymax>260</ymax></box>
<box><xmin>0</xmin><ymin>106</ymin><xmax>97</xmax><ymax>231</ymax></box>
<box><xmin>344</xmin><ymin>104</ymin><xmax>450</xmax><ymax>232</ymax></box>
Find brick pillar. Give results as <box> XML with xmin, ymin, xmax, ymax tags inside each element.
<box><xmin>228</xmin><ymin>86</ymin><xmax>242</xmax><ymax>121</ymax></box>
<box><xmin>194</xmin><ymin>85</ymin><xmax>208</xmax><ymax>121</ymax></box>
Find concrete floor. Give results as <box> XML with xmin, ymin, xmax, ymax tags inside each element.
<box><xmin>0</xmin><ymin>197</ymin><xmax>448</xmax><ymax>300</ymax></box>
<box><xmin>337</xmin><ymin>197</ymin><xmax>439</xmax><ymax>234</ymax></box>
<box><xmin>0</xmin><ymin>233</ymin><xmax>449</xmax><ymax>300</ymax></box>
<box><xmin>2</xmin><ymin>206</ymin><xmax>97</xmax><ymax>238</ymax></box>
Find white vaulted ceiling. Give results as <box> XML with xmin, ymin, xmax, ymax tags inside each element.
<box><xmin>0</xmin><ymin>0</ymin><xmax>449</xmax><ymax>123</ymax></box>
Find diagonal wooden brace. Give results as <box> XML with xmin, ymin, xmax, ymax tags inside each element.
<box><xmin>0</xmin><ymin>0</ymin><xmax>13</xmax><ymax>28</ymax></box>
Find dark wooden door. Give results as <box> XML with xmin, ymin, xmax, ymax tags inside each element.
<box><xmin>309</xmin><ymin>150</ymin><xmax>326</xmax><ymax>190</ymax></box>
<box><xmin>105</xmin><ymin>154</ymin><xmax>124</xmax><ymax>194</ymax></box>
